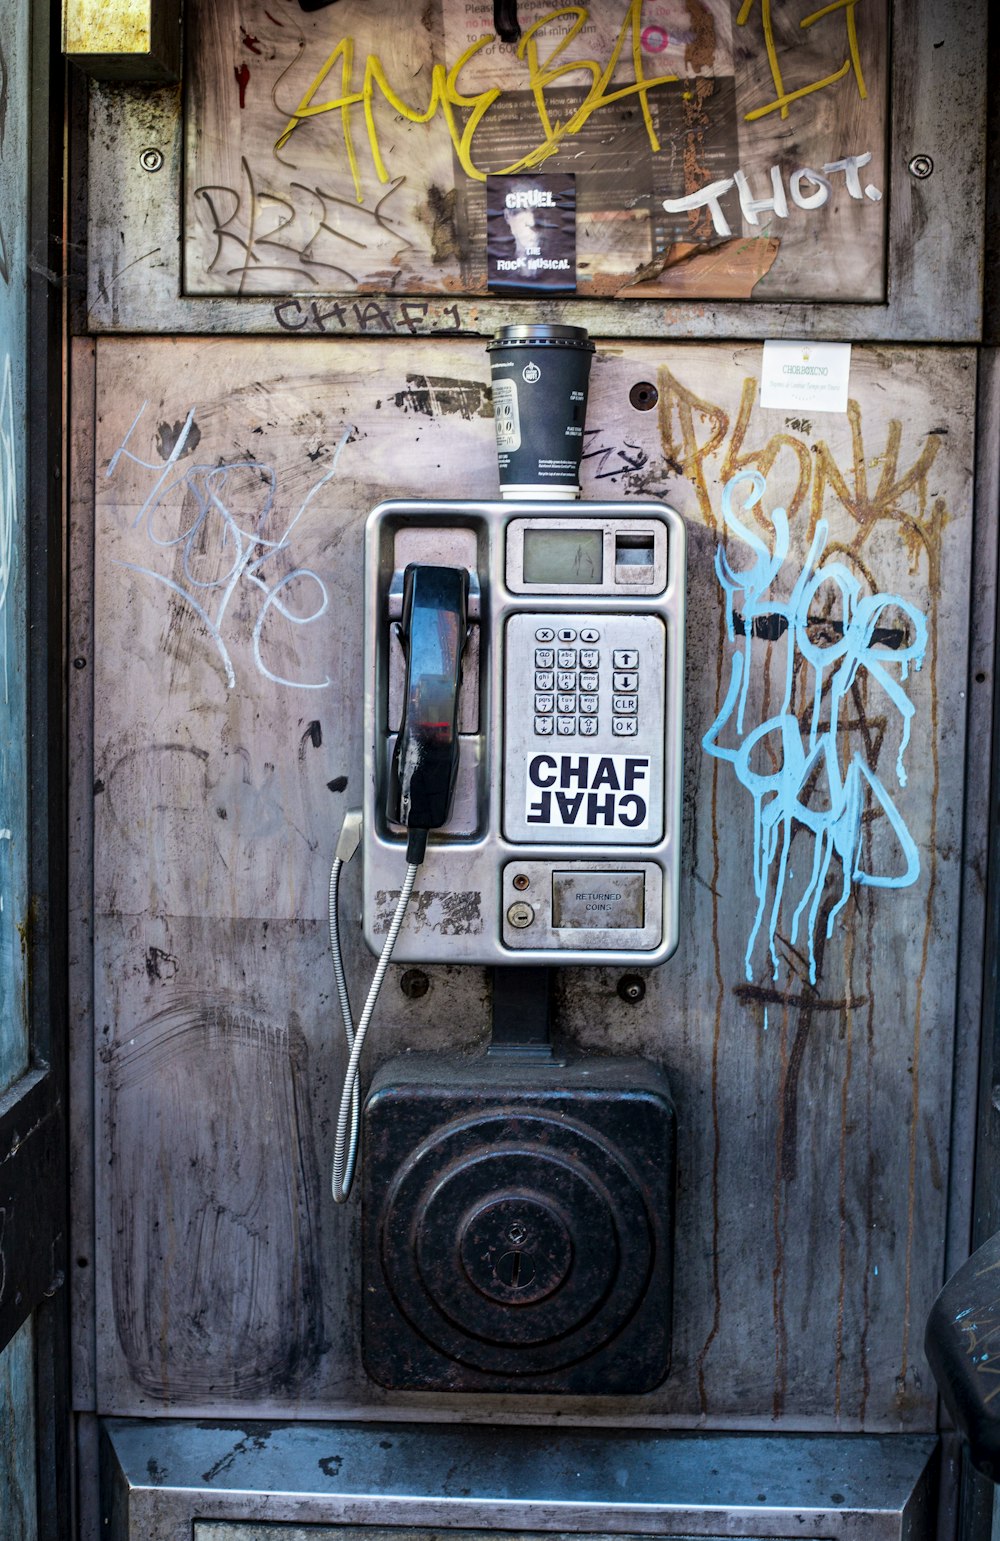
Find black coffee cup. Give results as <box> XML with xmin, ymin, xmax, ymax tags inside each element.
<box><xmin>486</xmin><ymin>324</ymin><xmax>595</xmax><ymax>500</ymax></box>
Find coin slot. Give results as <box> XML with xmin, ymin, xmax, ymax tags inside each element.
<box><xmin>615</xmin><ymin>532</ymin><xmax>655</xmax><ymax>567</ymax></box>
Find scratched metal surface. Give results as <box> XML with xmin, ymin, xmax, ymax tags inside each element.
<box><xmin>90</xmin><ymin>337</ymin><xmax>974</xmax><ymax>1426</ymax></box>
<box><xmin>85</xmin><ymin>0</ymin><xmax>986</xmax><ymax>340</ymax></box>
<box><xmin>183</xmin><ymin>0</ymin><xmax>888</xmax><ymax>303</ymax></box>
<box><xmin>0</xmin><ymin>0</ymin><xmax>31</xmax><ymax>1099</ymax></box>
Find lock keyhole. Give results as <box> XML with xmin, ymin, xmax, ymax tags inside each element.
<box><xmin>495</xmin><ymin>1249</ymin><xmax>536</xmax><ymax>1289</ymax></box>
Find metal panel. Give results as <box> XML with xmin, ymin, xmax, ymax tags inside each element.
<box><xmin>0</xmin><ymin>1318</ymin><xmax>38</xmax><ymax>1541</ymax></box>
<box><xmin>87</xmin><ymin>336</ymin><xmax>977</xmax><ymax>1427</ymax></box>
<box><xmin>183</xmin><ymin>0</ymin><xmax>889</xmax><ymax>303</ymax></box>
<box><xmin>84</xmin><ymin>0</ymin><xmax>987</xmax><ymax>339</ymax></box>
<box><xmin>0</xmin><ymin>0</ymin><xmax>33</xmax><ymax>1098</ymax></box>
<box><xmin>100</xmin><ymin>1420</ymin><xmax>937</xmax><ymax>1541</ymax></box>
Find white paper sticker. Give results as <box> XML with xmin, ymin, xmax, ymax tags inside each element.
<box><xmin>760</xmin><ymin>340</ymin><xmax>852</xmax><ymax>414</ymax></box>
<box><xmin>524</xmin><ymin>752</ymin><xmax>650</xmax><ymax>830</ymax></box>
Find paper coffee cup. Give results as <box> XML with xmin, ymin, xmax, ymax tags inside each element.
<box><xmin>487</xmin><ymin>324</ymin><xmax>595</xmax><ymax>500</ymax></box>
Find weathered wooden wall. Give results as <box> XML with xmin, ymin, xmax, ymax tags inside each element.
<box><xmin>88</xmin><ymin>336</ymin><xmax>974</xmax><ymax>1426</ymax></box>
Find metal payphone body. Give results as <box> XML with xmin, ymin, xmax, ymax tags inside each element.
<box><xmin>362</xmin><ymin>498</ymin><xmax>686</xmax><ymax>966</ymax></box>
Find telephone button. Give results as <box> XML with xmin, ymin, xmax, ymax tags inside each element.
<box><xmin>557</xmin><ymin>672</ymin><xmax>576</xmax><ymax>691</ymax></box>
<box><xmin>534</xmin><ymin>694</ymin><xmax>554</xmax><ymax>713</ymax></box>
<box><xmin>580</xmin><ymin>628</ymin><xmax>600</xmax><ymax>643</ymax></box>
<box><xmin>534</xmin><ymin>716</ymin><xmax>554</xmax><ymax>735</ymax></box>
<box><xmin>579</xmin><ymin>694</ymin><xmax>598</xmax><ymax>714</ymax></box>
<box><xmin>613</xmin><ymin>649</ymin><xmax>639</xmax><ymax>669</ymax></box>
<box><xmin>557</xmin><ymin>649</ymin><xmax>577</xmax><ymax>668</ymax></box>
<box><xmin>557</xmin><ymin>716</ymin><xmax>576</xmax><ymax>735</ymax></box>
<box><xmin>535</xmin><ymin>671</ymin><xmax>554</xmax><ymax>690</ymax></box>
<box><xmin>579</xmin><ymin>717</ymin><xmax>598</xmax><ymax>736</ymax></box>
<box><xmin>613</xmin><ymin>717</ymin><xmax>638</xmax><ymax>736</ymax></box>
<box><xmin>557</xmin><ymin>694</ymin><xmax>576</xmax><ymax>713</ymax></box>
<box><xmin>557</xmin><ymin>627</ymin><xmax>577</xmax><ymax>642</ymax></box>
<box><xmin>613</xmin><ymin>671</ymin><xmax>638</xmax><ymax>691</ymax></box>
<box><xmin>613</xmin><ymin>694</ymin><xmax>637</xmax><ymax>713</ymax></box>
<box><xmin>535</xmin><ymin>648</ymin><xmax>555</xmax><ymax>668</ymax></box>
<box><xmin>580</xmin><ymin>671</ymin><xmax>599</xmax><ymax>692</ymax></box>
<box><xmin>534</xmin><ymin>626</ymin><xmax>555</xmax><ymax>643</ymax></box>
<box><xmin>579</xmin><ymin>649</ymin><xmax>600</xmax><ymax>669</ymax></box>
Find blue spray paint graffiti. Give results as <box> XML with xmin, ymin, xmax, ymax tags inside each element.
<box><xmin>702</xmin><ymin>471</ymin><xmax>928</xmax><ymax>985</ymax></box>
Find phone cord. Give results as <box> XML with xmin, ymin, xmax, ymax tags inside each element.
<box><xmin>328</xmin><ymin>858</ymin><xmax>420</xmax><ymax>1204</ymax></box>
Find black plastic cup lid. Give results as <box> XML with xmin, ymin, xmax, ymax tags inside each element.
<box><xmin>487</xmin><ymin>324</ymin><xmax>595</xmax><ymax>351</ymax></box>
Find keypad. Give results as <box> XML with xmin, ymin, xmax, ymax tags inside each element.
<box><xmin>526</xmin><ymin>622</ymin><xmax>648</xmax><ymax>740</ymax></box>
<box><xmin>527</xmin><ymin>623</ymin><xmax>645</xmax><ymax>738</ymax></box>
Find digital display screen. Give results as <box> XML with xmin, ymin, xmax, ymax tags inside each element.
<box><xmin>522</xmin><ymin>528</ymin><xmax>604</xmax><ymax>585</ymax></box>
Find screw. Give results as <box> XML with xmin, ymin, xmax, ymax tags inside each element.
<box><xmin>399</xmin><ymin>968</ymin><xmax>429</xmax><ymax>1000</ymax></box>
<box><xmin>617</xmin><ymin>974</ymin><xmax>646</xmax><ymax>1004</ymax></box>
<box><xmin>507</xmin><ymin>1221</ymin><xmax>527</xmax><ymax>1244</ymax></box>
<box><xmin>139</xmin><ymin>147</ymin><xmax>164</xmax><ymax>173</ymax></box>
<box><xmin>629</xmin><ymin>381</ymin><xmax>659</xmax><ymax>412</ymax></box>
<box><xmin>908</xmin><ymin>155</ymin><xmax>933</xmax><ymax>180</ymax></box>
<box><xmin>512</xmin><ymin>873</ymin><xmax>530</xmax><ymax>891</ymax></box>
<box><xmin>72</xmin><ymin>656</ymin><xmax>87</xmax><ymax>670</ymax></box>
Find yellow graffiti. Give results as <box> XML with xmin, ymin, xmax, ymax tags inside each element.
<box><xmin>275</xmin><ymin>4</ymin><xmax>681</xmax><ymax>199</ymax></box>
<box><xmin>736</xmin><ymin>0</ymin><xmax>867</xmax><ymax>122</ymax></box>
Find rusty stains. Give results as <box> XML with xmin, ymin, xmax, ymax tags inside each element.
<box><xmin>695</xmin><ymin>598</ymin><xmax>728</xmax><ymax>1416</ymax></box>
<box><xmin>685</xmin><ymin>0</ymin><xmax>717</xmax><ymax>73</ymax></box>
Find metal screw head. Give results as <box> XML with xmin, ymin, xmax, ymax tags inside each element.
<box><xmin>139</xmin><ymin>147</ymin><xmax>164</xmax><ymax>173</ymax></box>
<box><xmin>399</xmin><ymin>968</ymin><xmax>430</xmax><ymax>1000</ymax></box>
<box><xmin>512</xmin><ymin>873</ymin><xmax>530</xmax><ymax>891</ymax></box>
<box><xmin>629</xmin><ymin>381</ymin><xmax>659</xmax><ymax>412</ymax></box>
<box><xmin>908</xmin><ymin>154</ymin><xmax>933</xmax><ymax>180</ymax></box>
<box><xmin>616</xmin><ymin>974</ymin><xmax>646</xmax><ymax>1004</ymax></box>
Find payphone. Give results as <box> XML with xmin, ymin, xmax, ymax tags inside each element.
<box><xmin>361</xmin><ymin>497</ymin><xmax>686</xmax><ymax>964</ymax></box>
<box><xmin>328</xmin><ymin>496</ymin><xmax>685</xmax><ymax>1393</ymax></box>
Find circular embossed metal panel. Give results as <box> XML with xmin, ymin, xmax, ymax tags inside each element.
<box><xmin>378</xmin><ymin>1111</ymin><xmax>654</xmax><ymax>1377</ymax></box>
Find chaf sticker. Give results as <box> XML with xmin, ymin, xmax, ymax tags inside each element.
<box><xmin>525</xmin><ymin>753</ymin><xmax>650</xmax><ymax>829</ymax></box>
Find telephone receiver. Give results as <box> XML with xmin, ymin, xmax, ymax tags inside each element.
<box><xmin>387</xmin><ymin>563</ymin><xmax>470</xmax><ymax>835</ymax></box>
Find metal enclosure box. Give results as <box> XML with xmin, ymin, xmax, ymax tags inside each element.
<box><xmin>361</xmin><ymin>1050</ymin><xmax>676</xmax><ymax>1394</ymax></box>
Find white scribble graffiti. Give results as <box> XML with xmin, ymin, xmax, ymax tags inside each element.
<box><xmin>0</xmin><ymin>354</ymin><xmax>17</xmax><ymax>703</ymax></box>
<box><xmin>107</xmin><ymin>405</ymin><xmax>351</xmax><ymax>690</ymax></box>
<box><xmin>703</xmin><ymin>471</ymin><xmax>927</xmax><ymax>985</ymax></box>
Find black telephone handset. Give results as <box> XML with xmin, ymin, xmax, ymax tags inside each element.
<box><xmin>388</xmin><ymin>563</ymin><xmax>469</xmax><ymax>837</ymax></box>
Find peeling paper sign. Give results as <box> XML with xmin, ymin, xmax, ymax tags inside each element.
<box><xmin>760</xmin><ymin>340</ymin><xmax>852</xmax><ymax>415</ymax></box>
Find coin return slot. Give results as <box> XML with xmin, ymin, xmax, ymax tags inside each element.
<box><xmin>552</xmin><ymin>871</ymin><xmax>645</xmax><ymax>929</ymax></box>
<box><xmin>615</xmin><ymin>532</ymin><xmax>655</xmax><ymax>582</ymax></box>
